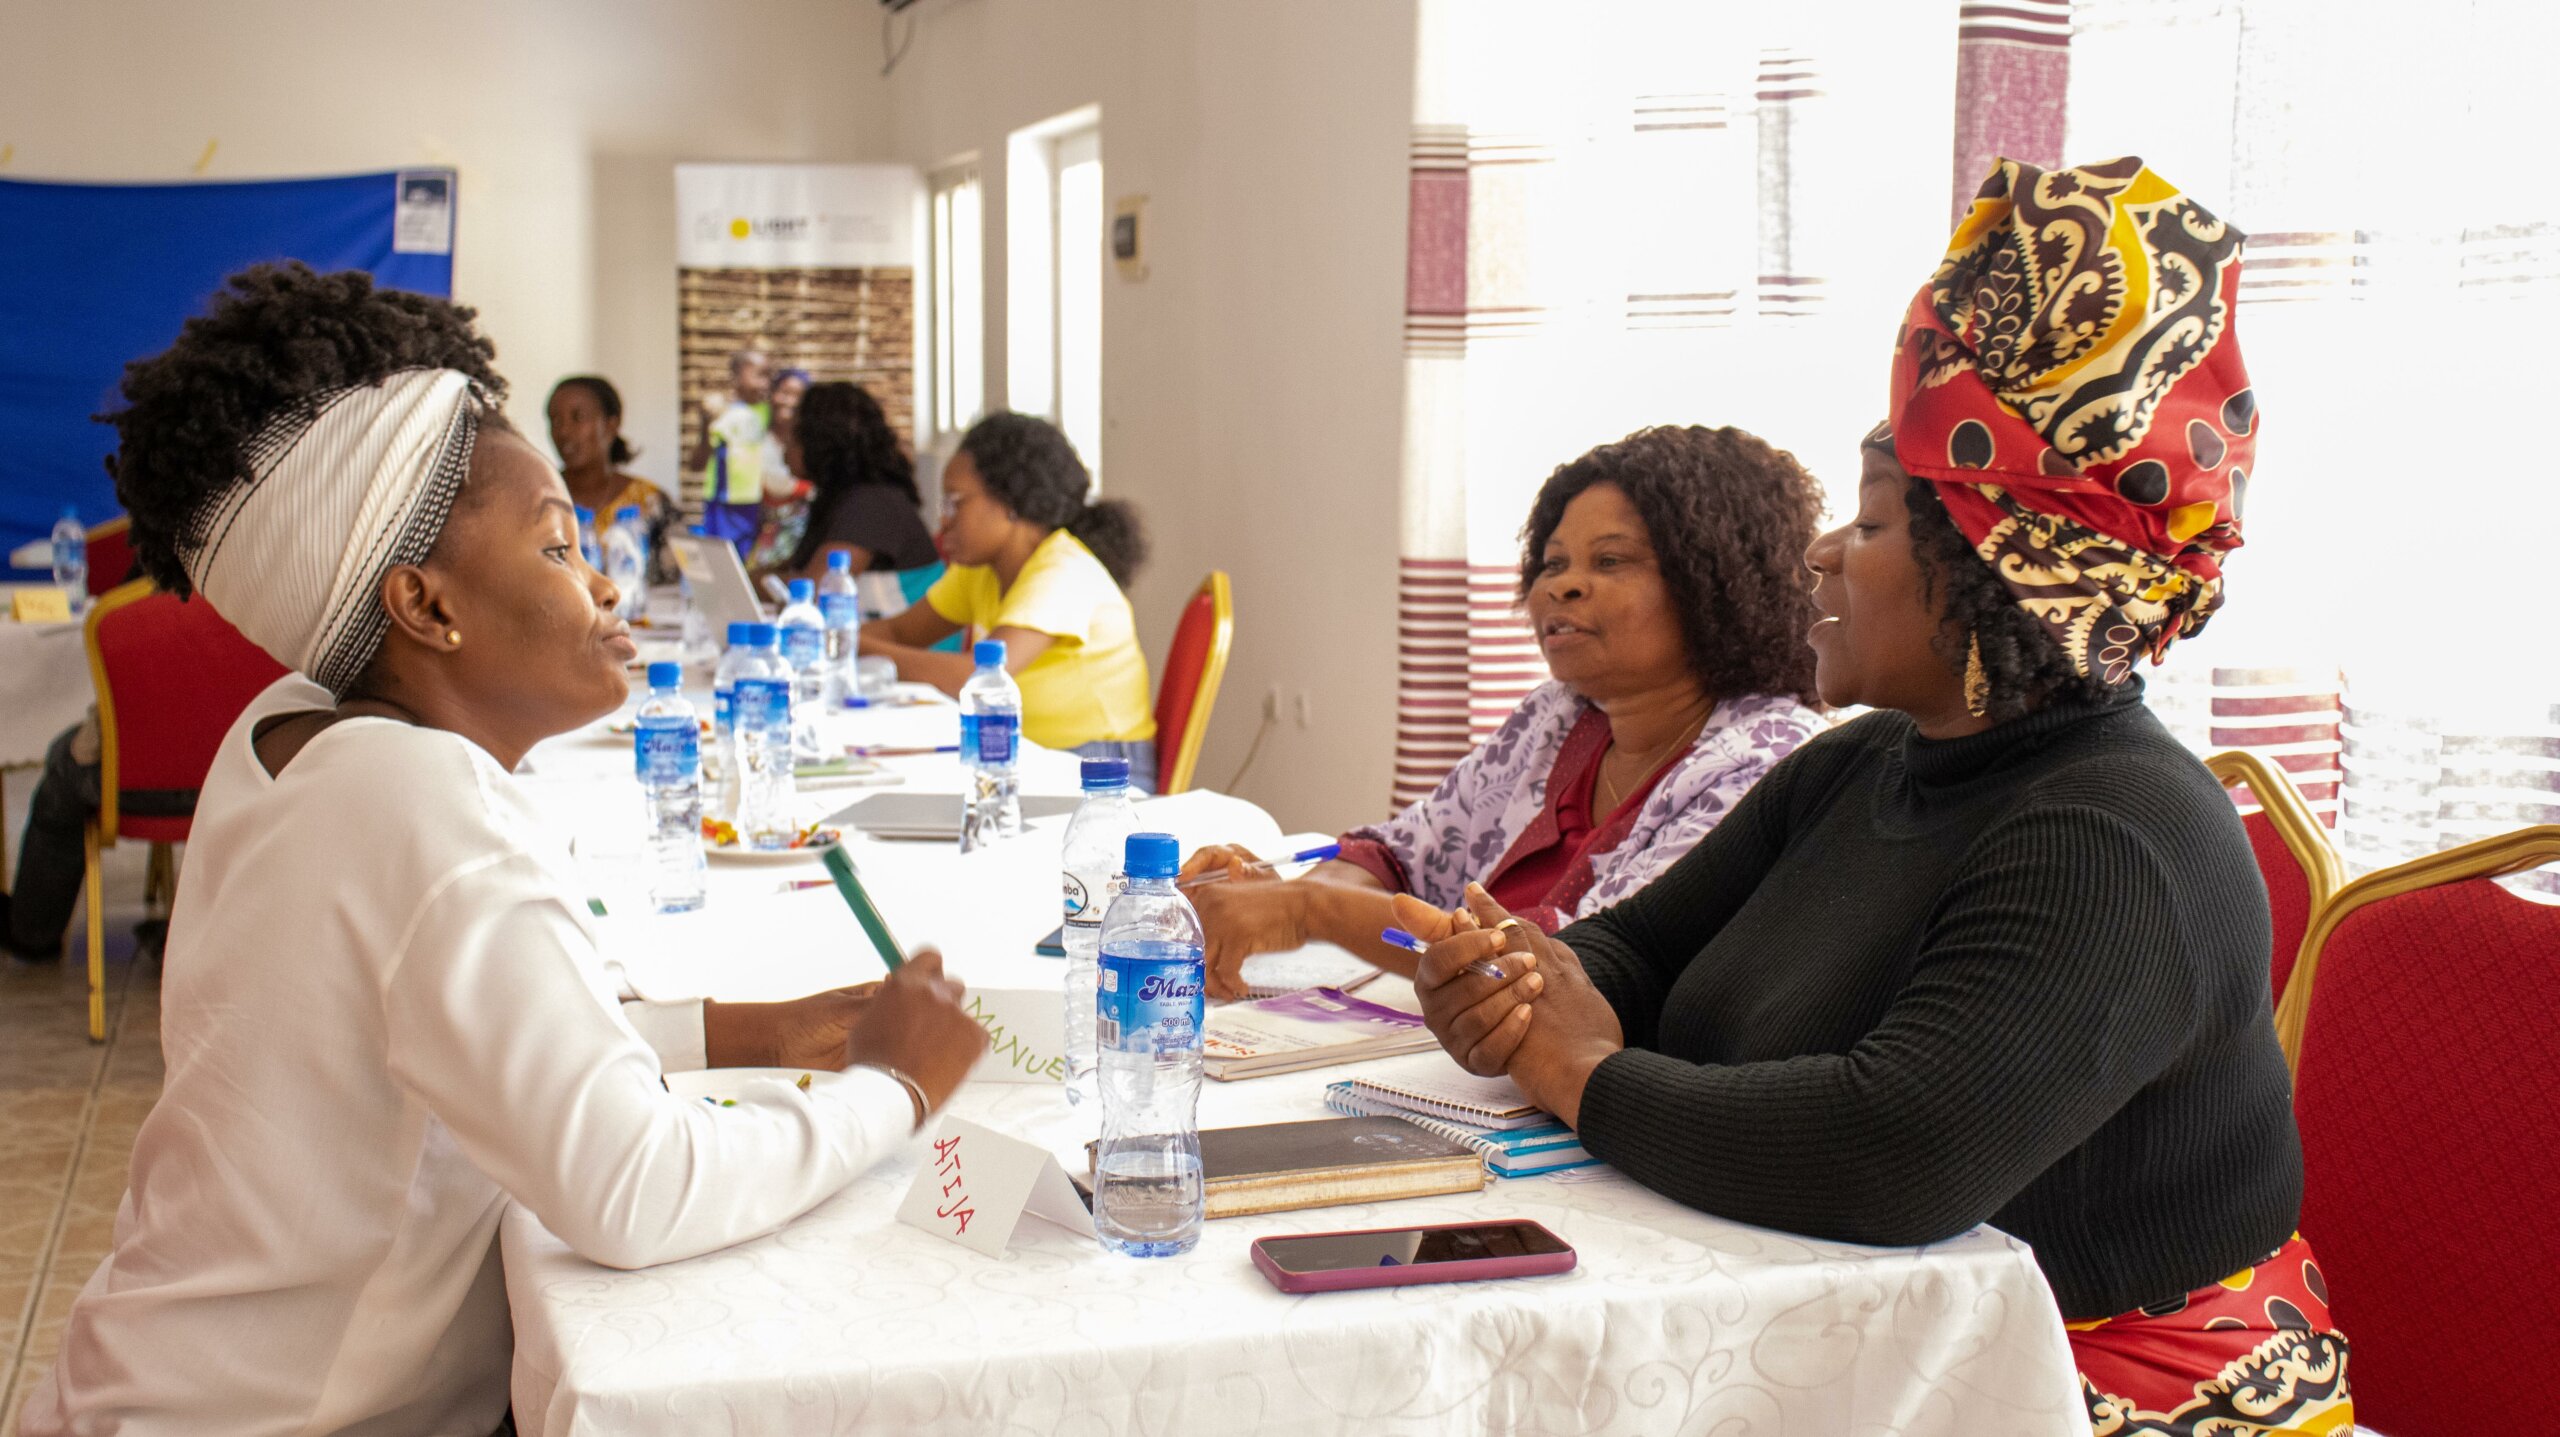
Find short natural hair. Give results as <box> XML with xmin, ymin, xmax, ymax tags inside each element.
<box><xmin>1517</xmin><ymin>425</ymin><xmax>1825</xmax><ymax>705</ymax></box>
<box><xmin>102</xmin><ymin>262</ymin><xmax>507</xmax><ymax>598</ymax></box>
<box><xmin>957</xmin><ymin>412</ymin><xmax>1146</xmax><ymax>589</ymax></box>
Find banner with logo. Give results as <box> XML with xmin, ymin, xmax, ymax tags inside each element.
<box><xmin>673</xmin><ymin>163</ymin><xmax>921</xmax><ymax>541</ymax></box>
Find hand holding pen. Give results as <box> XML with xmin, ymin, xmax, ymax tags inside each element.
<box><xmin>1176</xmin><ymin>842</ymin><xmax>1342</xmax><ymax>888</ymax></box>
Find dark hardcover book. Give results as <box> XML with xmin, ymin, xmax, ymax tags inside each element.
<box><xmin>1089</xmin><ymin>1116</ymin><xmax>1486</xmax><ymax>1219</ymax></box>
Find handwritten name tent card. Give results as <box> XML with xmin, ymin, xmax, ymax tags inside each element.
<box><xmin>11</xmin><ymin>588</ymin><xmax>72</xmax><ymax>623</ymax></box>
<box><xmin>896</xmin><ymin>1116</ymin><xmax>1095</xmax><ymax>1258</ymax></box>
<box><xmin>965</xmin><ymin>988</ymin><xmax>1068</xmax><ymax>1086</ymax></box>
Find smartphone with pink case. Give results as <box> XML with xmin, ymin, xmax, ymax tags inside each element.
<box><xmin>1250</xmin><ymin>1220</ymin><xmax>1576</xmax><ymax>1294</ymax></box>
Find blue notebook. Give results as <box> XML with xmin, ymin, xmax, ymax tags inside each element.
<box><xmin>1322</xmin><ymin>1082</ymin><xmax>1600</xmax><ymax>1178</ymax></box>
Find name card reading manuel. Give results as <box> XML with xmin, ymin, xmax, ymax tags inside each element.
<box><xmin>964</xmin><ymin>988</ymin><xmax>1068</xmax><ymax>1085</ymax></box>
<box><xmin>895</xmin><ymin>1116</ymin><xmax>1095</xmax><ymax>1258</ymax></box>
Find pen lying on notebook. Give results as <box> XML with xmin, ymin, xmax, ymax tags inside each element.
<box><xmin>1381</xmin><ymin>927</ymin><xmax>1507</xmax><ymax>981</ymax></box>
<box><xmin>849</xmin><ymin>743</ymin><xmax>959</xmax><ymax>758</ymax></box>
<box><xmin>1177</xmin><ymin>842</ymin><xmax>1343</xmax><ymax>888</ymax></box>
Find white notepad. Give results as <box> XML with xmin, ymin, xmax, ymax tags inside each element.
<box><xmin>1343</xmin><ymin>1054</ymin><xmax>1547</xmax><ymax>1129</ymax></box>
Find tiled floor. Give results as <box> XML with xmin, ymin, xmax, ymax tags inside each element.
<box><xmin>0</xmin><ymin>826</ymin><xmax>157</xmax><ymax>1437</ymax></box>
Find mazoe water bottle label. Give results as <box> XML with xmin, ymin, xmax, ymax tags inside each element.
<box><xmin>974</xmin><ymin>713</ymin><xmax>1019</xmax><ymax>765</ymax></box>
<box><xmin>819</xmin><ymin>594</ymin><xmax>859</xmax><ymax>627</ymax></box>
<box><xmin>1097</xmin><ymin>951</ymin><xmax>1203</xmax><ymax>1049</ymax></box>
<box><xmin>635</xmin><ymin>720</ymin><xmax>699</xmax><ymax>783</ymax></box>
<box><xmin>781</xmin><ymin>626</ymin><xmax>824</xmax><ymax>669</ymax></box>
<box><xmin>713</xmin><ymin>689</ymin><xmax>735</xmax><ymax>735</ymax></box>
<box><xmin>738</xmin><ymin>677</ymin><xmax>792</xmax><ymax>728</ymax></box>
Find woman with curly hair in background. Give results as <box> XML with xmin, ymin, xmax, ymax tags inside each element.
<box><xmin>858</xmin><ymin>410</ymin><xmax>1158</xmax><ymax>781</ymax></box>
<box><xmin>1183</xmin><ymin>424</ymin><xmax>1829</xmax><ymax>1000</ymax></box>
<box><xmin>1402</xmin><ymin>159</ymin><xmax>2350</xmax><ymax>1436</ymax></box>
<box><xmin>770</xmin><ymin>380</ymin><xmax>937</xmax><ymax>583</ymax></box>
<box><xmin>20</xmin><ymin>264</ymin><xmax>990</xmax><ymax>1436</ymax></box>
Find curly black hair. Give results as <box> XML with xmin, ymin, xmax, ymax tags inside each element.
<box><xmin>1902</xmin><ymin>474</ymin><xmax>2122</xmax><ymax>721</ymax></box>
<box><xmin>102</xmin><ymin>262</ymin><xmax>507</xmax><ymax>597</ymax></box>
<box><xmin>957</xmin><ymin>411</ymin><xmax>1146</xmax><ymax>588</ymax></box>
<box><xmin>550</xmin><ymin>375</ymin><xmax>634</xmax><ymax>465</ymax></box>
<box><xmin>798</xmin><ymin>382</ymin><xmax>917</xmax><ymax>505</ymax></box>
<box><xmin>1517</xmin><ymin>425</ymin><xmax>1825</xmax><ymax>706</ymax></box>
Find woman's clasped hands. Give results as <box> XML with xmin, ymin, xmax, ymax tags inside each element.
<box><xmin>1400</xmin><ymin>883</ymin><xmax>1623</xmax><ymax>1128</ymax></box>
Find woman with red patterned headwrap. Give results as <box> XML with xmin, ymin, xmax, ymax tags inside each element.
<box><xmin>1397</xmin><ymin>158</ymin><xmax>2352</xmax><ymax>1436</ymax></box>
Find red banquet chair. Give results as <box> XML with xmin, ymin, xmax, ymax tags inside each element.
<box><xmin>2203</xmin><ymin>750</ymin><xmax>2345</xmax><ymax>1048</ymax></box>
<box><xmin>80</xmin><ymin>580</ymin><xmax>288</xmax><ymax>1039</ymax></box>
<box><xmin>2277</xmin><ymin>826</ymin><xmax>2560</xmax><ymax>1436</ymax></box>
<box><xmin>83</xmin><ymin>515</ymin><xmax>137</xmax><ymax>595</ymax></box>
<box><xmin>1153</xmin><ymin>571</ymin><xmax>1233</xmax><ymax>795</ymax></box>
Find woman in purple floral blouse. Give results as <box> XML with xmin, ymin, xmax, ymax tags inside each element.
<box><xmin>1186</xmin><ymin>425</ymin><xmax>1829</xmax><ymax>999</ymax></box>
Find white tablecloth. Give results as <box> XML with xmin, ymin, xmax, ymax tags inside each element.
<box><xmin>497</xmin><ymin>665</ymin><xmax>2087</xmax><ymax>1437</ymax></box>
<box><xmin>0</xmin><ymin>617</ymin><xmax>92</xmax><ymax>769</ymax></box>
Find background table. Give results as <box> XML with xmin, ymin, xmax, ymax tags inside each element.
<box><xmin>0</xmin><ymin>618</ymin><xmax>91</xmax><ymax>769</ymax></box>
<box><xmin>497</xmin><ymin>664</ymin><xmax>2088</xmax><ymax>1436</ymax></box>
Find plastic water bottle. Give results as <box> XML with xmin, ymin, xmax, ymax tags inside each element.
<box><xmin>736</xmin><ymin>624</ymin><xmax>798</xmax><ymax>849</ymax></box>
<box><xmin>574</xmin><ymin>506</ymin><xmax>601</xmax><ymax>569</ymax></box>
<box><xmin>1094</xmin><ymin>832</ymin><xmax>1206</xmax><ymax>1257</ymax></box>
<box><xmin>1060</xmin><ymin>758</ymin><xmax>1141</xmax><ymax>1108</ymax></box>
<box><xmin>678</xmin><ymin>524</ymin><xmax>712</xmax><ymax>656</ymax></box>
<box><xmin>777</xmin><ymin>578</ymin><xmax>827</xmax><ymax>758</ymax></box>
<box><xmin>957</xmin><ymin>639</ymin><xmax>1023</xmax><ymax>852</ymax></box>
<box><xmin>49</xmin><ymin>509</ymin><xmax>86</xmax><ymax>612</ymax></box>
<box><xmin>634</xmin><ymin>662</ymin><xmax>706</xmax><ymax>913</ymax></box>
<box><xmin>817</xmin><ymin>550</ymin><xmax>861</xmax><ymax>708</ymax></box>
<box><xmin>707</xmin><ymin>621</ymin><xmax>753</xmax><ymax>817</ymax></box>
<box><xmin>604</xmin><ymin>505</ymin><xmax>647</xmax><ymax>621</ymax></box>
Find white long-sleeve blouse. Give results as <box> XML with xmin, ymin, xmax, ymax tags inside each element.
<box><xmin>21</xmin><ymin>676</ymin><xmax>913</xmax><ymax>1437</ymax></box>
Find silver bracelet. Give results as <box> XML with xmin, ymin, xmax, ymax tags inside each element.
<box><xmin>852</xmin><ymin>1063</ymin><xmax>931</xmax><ymax>1133</ymax></box>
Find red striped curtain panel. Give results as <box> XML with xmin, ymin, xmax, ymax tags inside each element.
<box><xmin>1394</xmin><ymin>0</ymin><xmax>2559</xmax><ymax>895</ymax></box>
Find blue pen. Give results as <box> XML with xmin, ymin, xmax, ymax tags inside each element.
<box><xmin>1177</xmin><ymin>842</ymin><xmax>1344</xmax><ymax>888</ymax></box>
<box><xmin>851</xmin><ymin>743</ymin><xmax>959</xmax><ymax>757</ymax></box>
<box><xmin>1381</xmin><ymin>926</ymin><xmax>1508</xmax><ymax>981</ymax></box>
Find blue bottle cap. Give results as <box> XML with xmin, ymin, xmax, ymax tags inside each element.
<box><xmin>745</xmin><ymin>623</ymin><xmax>777</xmax><ymax>647</ymax></box>
<box><xmin>647</xmin><ymin>661</ymin><xmax>681</xmax><ymax>689</ymax></box>
<box><xmin>827</xmin><ymin>550</ymin><xmax>852</xmax><ymax>571</ymax></box>
<box><xmin>788</xmin><ymin>578</ymin><xmax>814</xmax><ymax>603</ymax></box>
<box><xmin>615</xmin><ymin>504</ymin><xmax>642</xmax><ymax>522</ymax></box>
<box><xmin>973</xmin><ymin>639</ymin><xmax>1006</xmax><ymax>668</ymax></box>
<box><xmin>1081</xmin><ymin>757</ymin><xmax>1130</xmax><ymax>789</ymax></box>
<box><xmin>725</xmin><ymin>622</ymin><xmax>753</xmax><ymax>646</ymax></box>
<box><xmin>1123</xmin><ymin>832</ymin><xmax>1179</xmax><ymax>880</ymax></box>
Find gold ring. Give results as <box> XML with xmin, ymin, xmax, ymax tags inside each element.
<box><xmin>1493</xmin><ymin>917</ymin><xmax>1529</xmax><ymax>949</ymax></box>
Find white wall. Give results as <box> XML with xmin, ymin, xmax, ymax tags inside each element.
<box><xmin>0</xmin><ymin>0</ymin><xmax>890</xmax><ymax>491</ymax></box>
<box><xmin>884</xmin><ymin>0</ymin><xmax>1416</xmax><ymax>832</ymax></box>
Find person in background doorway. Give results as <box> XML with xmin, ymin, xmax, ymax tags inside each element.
<box><xmin>857</xmin><ymin>412</ymin><xmax>1157</xmax><ymax>785</ymax></box>
<box><xmin>547</xmin><ymin>375</ymin><xmax>675</xmax><ymax>584</ymax></box>
<box><xmin>694</xmin><ymin>346</ymin><xmax>770</xmax><ymax>551</ymax></box>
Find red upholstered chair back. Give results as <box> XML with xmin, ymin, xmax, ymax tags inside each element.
<box><xmin>88</xmin><ymin>580</ymin><xmax>289</xmax><ymax>844</ymax></box>
<box><xmin>84</xmin><ymin>516</ymin><xmax>137</xmax><ymax>595</ymax></box>
<box><xmin>2204</xmin><ymin>752</ymin><xmax>2344</xmax><ymax>1029</ymax></box>
<box><xmin>1153</xmin><ymin>572</ymin><xmax>1232</xmax><ymax>794</ymax></box>
<box><xmin>2285</xmin><ymin>830</ymin><xmax>2560</xmax><ymax>1436</ymax></box>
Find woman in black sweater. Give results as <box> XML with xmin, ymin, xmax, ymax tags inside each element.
<box><xmin>1407</xmin><ymin>158</ymin><xmax>2351</xmax><ymax>1436</ymax></box>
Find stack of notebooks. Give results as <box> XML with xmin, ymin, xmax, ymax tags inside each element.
<box><xmin>1202</xmin><ymin>986</ymin><xmax>1438</xmax><ymax>1080</ymax></box>
<box><xmin>1323</xmin><ymin>1060</ymin><xmax>1599</xmax><ymax>1179</ymax></box>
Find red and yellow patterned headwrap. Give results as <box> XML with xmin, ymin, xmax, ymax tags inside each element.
<box><xmin>1889</xmin><ymin>156</ymin><xmax>2257</xmax><ymax>684</ymax></box>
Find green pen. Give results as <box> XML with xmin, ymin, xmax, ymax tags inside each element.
<box><xmin>821</xmin><ymin>843</ymin><xmax>906</xmax><ymax>972</ymax></box>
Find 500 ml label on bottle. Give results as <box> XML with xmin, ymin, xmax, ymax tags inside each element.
<box><xmin>974</xmin><ymin>714</ymin><xmax>1019</xmax><ymax>766</ymax></box>
<box><xmin>635</xmin><ymin>722</ymin><xmax>699</xmax><ymax>783</ymax></box>
<box><xmin>1097</xmin><ymin>950</ymin><xmax>1203</xmax><ymax>1051</ymax></box>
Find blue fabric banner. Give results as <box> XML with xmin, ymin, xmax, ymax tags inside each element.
<box><xmin>0</xmin><ymin>170</ymin><xmax>454</xmax><ymax>559</ymax></box>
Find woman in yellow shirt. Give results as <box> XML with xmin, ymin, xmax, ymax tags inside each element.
<box><xmin>859</xmin><ymin>412</ymin><xmax>1160</xmax><ymax>786</ymax></box>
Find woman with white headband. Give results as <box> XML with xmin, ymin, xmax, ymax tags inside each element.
<box><xmin>21</xmin><ymin>264</ymin><xmax>989</xmax><ymax>1436</ymax></box>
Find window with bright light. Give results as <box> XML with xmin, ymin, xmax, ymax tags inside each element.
<box><xmin>1008</xmin><ymin>107</ymin><xmax>1104</xmax><ymax>478</ymax></box>
<box><xmin>929</xmin><ymin>164</ymin><xmax>982</xmax><ymax>441</ymax></box>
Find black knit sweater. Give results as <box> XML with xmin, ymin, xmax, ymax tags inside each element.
<box><xmin>1565</xmin><ymin>687</ymin><xmax>2302</xmax><ymax>1320</ymax></box>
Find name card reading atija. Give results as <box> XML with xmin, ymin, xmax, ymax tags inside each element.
<box><xmin>895</xmin><ymin>1116</ymin><xmax>1095</xmax><ymax>1258</ymax></box>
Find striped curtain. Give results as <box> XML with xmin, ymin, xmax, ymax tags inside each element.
<box><xmin>1394</xmin><ymin>0</ymin><xmax>2559</xmax><ymax>893</ymax></box>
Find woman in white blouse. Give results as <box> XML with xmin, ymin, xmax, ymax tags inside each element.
<box><xmin>20</xmin><ymin>264</ymin><xmax>988</xmax><ymax>1437</ymax></box>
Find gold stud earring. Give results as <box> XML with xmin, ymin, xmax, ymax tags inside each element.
<box><xmin>446</xmin><ymin>630</ymin><xmax>463</xmax><ymax>647</ymax></box>
<box><xmin>1963</xmin><ymin>630</ymin><xmax>1991</xmax><ymax>718</ymax></box>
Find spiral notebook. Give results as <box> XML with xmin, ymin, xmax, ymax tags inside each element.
<box><xmin>1322</xmin><ymin>1083</ymin><xmax>1596</xmax><ymax>1178</ymax></box>
<box><xmin>1340</xmin><ymin>1056</ymin><xmax>1548</xmax><ymax>1130</ymax></box>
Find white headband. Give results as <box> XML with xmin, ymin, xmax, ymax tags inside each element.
<box><xmin>180</xmin><ymin>368</ymin><xmax>483</xmax><ymax>696</ymax></box>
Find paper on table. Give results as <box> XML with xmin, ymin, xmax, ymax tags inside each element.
<box><xmin>895</xmin><ymin>1115</ymin><xmax>1095</xmax><ymax>1258</ymax></box>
